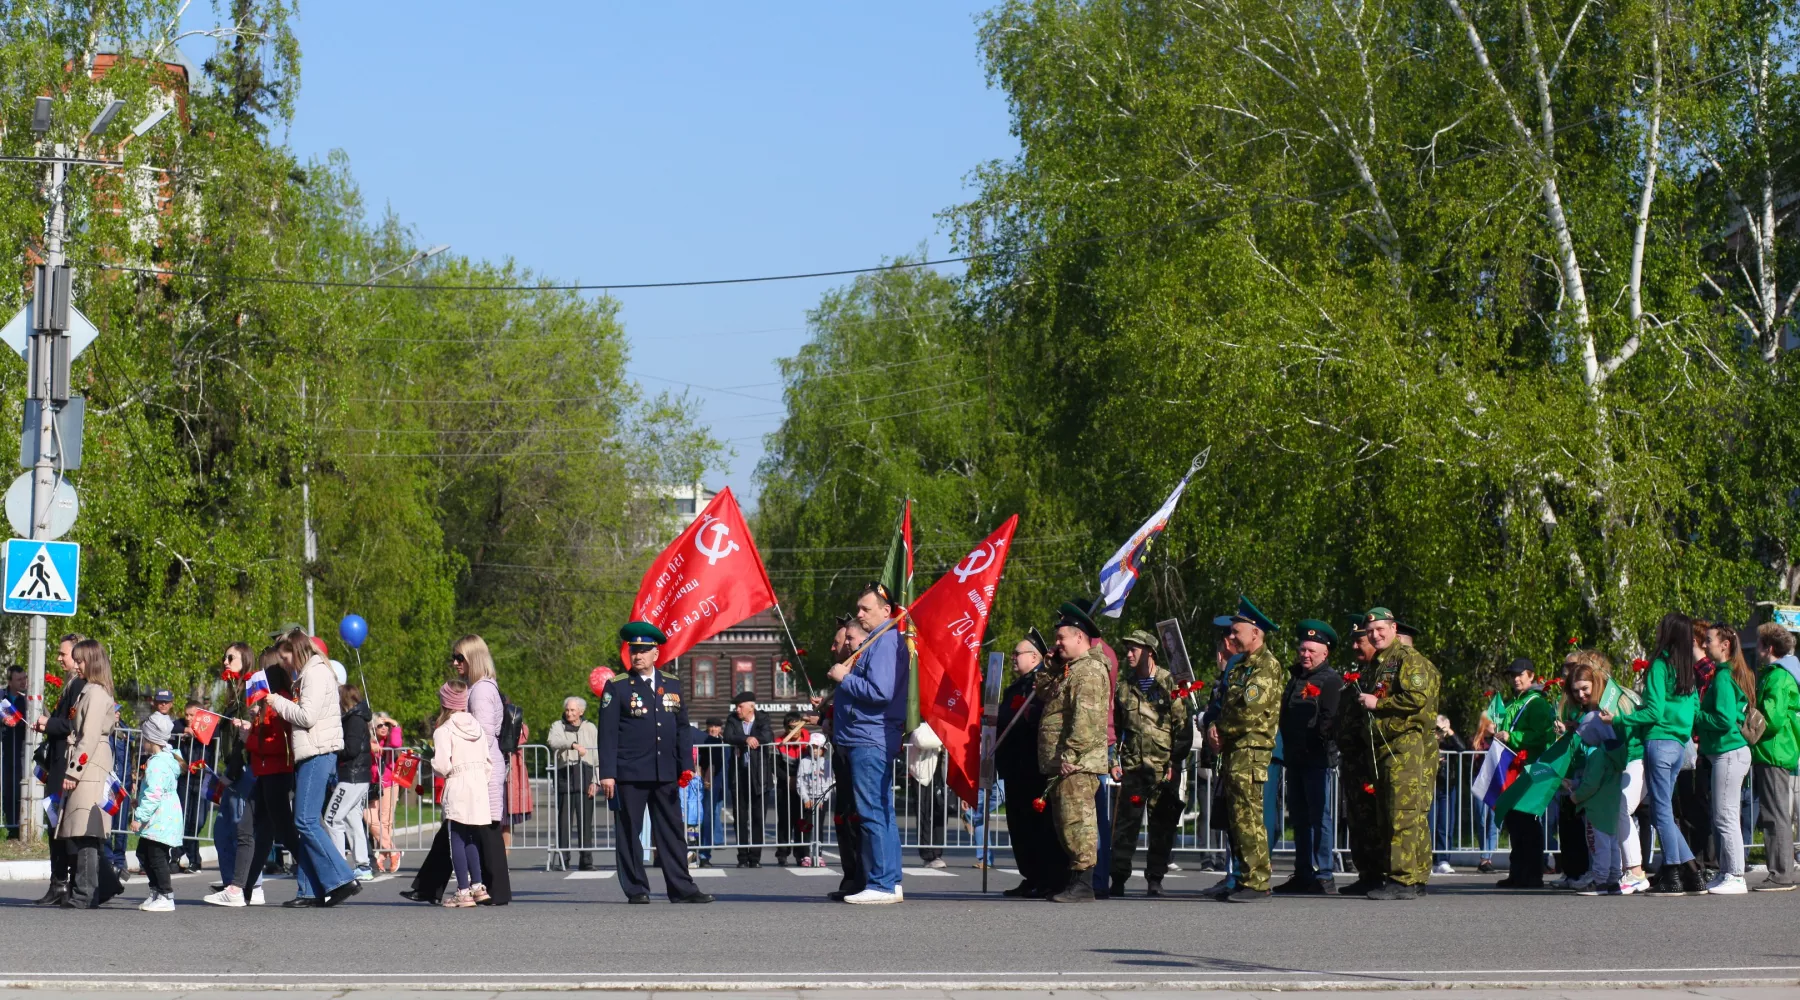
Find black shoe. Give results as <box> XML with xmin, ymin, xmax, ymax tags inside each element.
<box><xmin>398</xmin><ymin>888</ymin><xmax>437</xmax><ymax>904</ymax></box>
<box><xmin>1495</xmin><ymin>876</ymin><xmax>1542</xmax><ymax>889</ymax></box>
<box><xmin>32</xmin><ymin>881</ymin><xmax>68</xmax><ymax>906</ymax></box>
<box><xmin>1225</xmin><ymin>886</ymin><xmax>1271</xmax><ymax>902</ymax></box>
<box><xmin>1049</xmin><ymin>874</ymin><xmax>1096</xmax><ymax>903</ymax></box>
<box><xmin>671</xmin><ymin>891</ymin><xmax>714</xmax><ymax>903</ymax></box>
<box><xmin>1366</xmin><ymin>879</ymin><xmax>1425</xmax><ymax>900</ymax></box>
<box><xmin>1145</xmin><ymin>878</ymin><xmax>1164</xmax><ymax>898</ymax></box>
<box><xmin>209</xmin><ymin>881</ymin><xmax>226</xmax><ymax>892</ymax></box>
<box><xmin>627</xmin><ymin>893</ymin><xmax>651</xmax><ymax>904</ymax></box>
<box><xmin>1338</xmin><ymin>878</ymin><xmax>1379</xmax><ymax>896</ymax></box>
<box><xmin>1002</xmin><ymin>883</ymin><xmax>1037</xmax><ymax>898</ymax></box>
<box><xmin>321</xmin><ymin>879</ymin><xmax>362</xmax><ymax>907</ymax></box>
<box><xmin>1272</xmin><ymin>877</ymin><xmax>1324</xmax><ymax>895</ymax></box>
<box><xmin>281</xmin><ymin>896</ymin><xmax>319</xmax><ymax>908</ymax></box>
<box><xmin>578</xmin><ymin>863</ymin><xmax>595</xmax><ymax>872</ymax></box>
<box><xmin>1202</xmin><ymin>878</ymin><xmax>1235</xmax><ymax>899</ymax></box>
<box><xmin>1108</xmin><ymin>875</ymin><xmax>1128</xmax><ymax>897</ymax></box>
<box><xmin>1476</xmin><ymin>859</ymin><xmax>1496</xmax><ymax>874</ymax></box>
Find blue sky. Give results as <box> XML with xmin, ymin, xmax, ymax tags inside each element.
<box><xmin>191</xmin><ymin>3</ymin><xmax>1016</xmax><ymax>506</ymax></box>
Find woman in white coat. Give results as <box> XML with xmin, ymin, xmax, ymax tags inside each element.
<box><xmin>432</xmin><ymin>681</ymin><xmax>492</xmax><ymax>907</ymax></box>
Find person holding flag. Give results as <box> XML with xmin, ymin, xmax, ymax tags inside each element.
<box><xmin>129</xmin><ymin>712</ymin><xmax>185</xmax><ymax>911</ymax></box>
<box><xmin>56</xmin><ymin>639</ymin><xmax>123</xmax><ymax>909</ymax></box>
<box><xmin>1355</xmin><ymin>608</ymin><xmax>1441</xmax><ymax>901</ymax></box>
<box><xmin>827</xmin><ymin>583</ymin><xmax>911</xmax><ymax>904</ymax></box>
<box><xmin>1489</xmin><ymin>658</ymin><xmax>1557</xmax><ymax>889</ymax></box>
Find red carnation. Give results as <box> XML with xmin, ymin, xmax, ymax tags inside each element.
<box><xmin>45</xmin><ymin>674</ymin><xmax>62</xmax><ymax>689</ymax></box>
<box><xmin>1568</xmin><ymin>636</ymin><xmax>1580</xmax><ymax>645</ymax></box>
<box><xmin>1343</xmin><ymin>672</ymin><xmax>1361</xmax><ymax>683</ymax></box>
<box><xmin>1129</xmin><ymin>794</ymin><xmax>1143</xmax><ymax>806</ymax></box>
<box><xmin>678</xmin><ymin>770</ymin><xmax>694</xmax><ymax>789</ymax></box>
<box><xmin>1631</xmin><ymin>658</ymin><xmax>1648</xmax><ymax>672</ymax></box>
<box><xmin>1362</xmin><ymin>783</ymin><xmax>1375</xmax><ymax>795</ymax></box>
<box><xmin>1303</xmin><ymin>683</ymin><xmax>1321</xmax><ymax>698</ymax></box>
<box><xmin>1483</xmin><ymin>689</ymin><xmax>1494</xmax><ymax>698</ymax></box>
<box><xmin>1032</xmin><ymin>797</ymin><xmax>1047</xmax><ymax>813</ymax></box>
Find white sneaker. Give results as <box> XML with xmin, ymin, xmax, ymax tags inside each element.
<box><xmin>1707</xmin><ymin>873</ymin><xmax>1748</xmax><ymax>895</ymax></box>
<box><xmin>894</xmin><ymin>884</ymin><xmax>903</xmax><ymax>901</ymax></box>
<box><xmin>140</xmin><ymin>892</ymin><xmax>175</xmax><ymax>912</ymax></box>
<box><xmin>353</xmin><ymin>866</ymin><xmax>375</xmax><ymax>882</ymax></box>
<box><xmin>1619</xmin><ymin>875</ymin><xmax>1650</xmax><ymax>895</ymax></box>
<box><xmin>843</xmin><ymin>888</ymin><xmax>901</xmax><ymax>905</ymax></box>
<box><xmin>1432</xmin><ymin>861</ymin><xmax>1455</xmax><ymax>875</ymax></box>
<box><xmin>1166</xmin><ymin>862</ymin><xmax>1182</xmax><ymax>871</ymax></box>
<box><xmin>925</xmin><ymin>858</ymin><xmax>947</xmax><ymax>869</ymax></box>
<box><xmin>248</xmin><ymin>885</ymin><xmax>266</xmax><ymax>906</ymax></box>
<box><xmin>203</xmin><ymin>886</ymin><xmax>246</xmax><ymax>907</ymax></box>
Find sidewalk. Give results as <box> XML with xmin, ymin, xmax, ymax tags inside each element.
<box><xmin>0</xmin><ymin>989</ymin><xmax>1792</xmax><ymax>998</ymax></box>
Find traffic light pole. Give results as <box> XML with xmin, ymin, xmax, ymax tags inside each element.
<box><xmin>20</xmin><ymin>147</ymin><xmax>68</xmax><ymax>843</ymax></box>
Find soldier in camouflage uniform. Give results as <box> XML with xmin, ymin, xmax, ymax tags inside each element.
<box><xmin>1355</xmin><ymin>607</ymin><xmax>1440</xmax><ymax>900</ymax></box>
<box><xmin>1336</xmin><ymin>615</ymin><xmax>1389</xmax><ymax>895</ymax></box>
<box><xmin>1108</xmin><ymin>629</ymin><xmax>1192</xmax><ymax>898</ymax></box>
<box><xmin>1037</xmin><ymin>600</ymin><xmax>1112</xmax><ymax>903</ymax></box>
<box><xmin>1210</xmin><ymin>596</ymin><xmax>1285</xmax><ymax>902</ymax></box>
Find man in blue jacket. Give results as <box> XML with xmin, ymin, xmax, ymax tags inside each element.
<box><xmin>597</xmin><ymin>621</ymin><xmax>714</xmax><ymax>905</ymax></box>
<box><xmin>827</xmin><ymin>583</ymin><xmax>911</xmax><ymax>904</ymax></box>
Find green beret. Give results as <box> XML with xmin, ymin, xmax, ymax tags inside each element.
<box><xmin>1227</xmin><ymin>595</ymin><xmax>1278</xmax><ymax>633</ymax></box>
<box><xmin>1364</xmin><ymin>606</ymin><xmax>1397</xmax><ymax>622</ymax></box>
<box><xmin>1295</xmin><ymin>619</ymin><xmax>1338</xmax><ymax>647</ymax></box>
<box><xmin>1055</xmin><ymin>599</ymin><xmax>1102</xmax><ymax>639</ymax></box>
<box><xmin>1122</xmin><ymin>629</ymin><xmax>1160</xmax><ymax>652</ymax></box>
<box><xmin>618</xmin><ymin>621</ymin><xmax>668</xmax><ymax>647</ymax></box>
<box><xmin>1346</xmin><ymin>613</ymin><xmax>1370</xmax><ymax>636</ymax></box>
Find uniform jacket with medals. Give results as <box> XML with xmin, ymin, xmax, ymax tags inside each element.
<box><xmin>597</xmin><ymin>669</ymin><xmax>696</xmax><ymax>784</ymax></box>
<box><xmin>1113</xmin><ymin>666</ymin><xmax>1193</xmax><ymax>774</ymax></box>
<box><xmin>1216</xmin><ymin>645</ymin><xmax>1283</xmax><ymax>754</ymax></box>
<box><xmin>1037</xmin><ymin>648</ymin><xmax>1111</xmax><ymax>776</ymax></box>
<box><xmin>1365</xmin><ymin>644</ymin><xmax>1440</xmax><ymax>743</ymax></box>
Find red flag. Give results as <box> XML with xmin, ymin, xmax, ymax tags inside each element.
<box><xmin>909</xmin><ymin>514</ymin><xmax>1018</xmax><ymax>807</ymax></box>
<box><xmin>631</xmin><ymin>487</ymin><xmax>777</xmax><ymax>666</ymax></box>
<box><xmin>188</xmin><ymin>710</ymin><xmax>219</xmax><ymax>746</ymax></box>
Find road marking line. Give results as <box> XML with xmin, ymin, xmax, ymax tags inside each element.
<box><xmin>688</xmin><ymin>868</ymin><xmax>727</xmax><ymax>878</ymax></box>
<box><xmin>902</xmin><ymin>866</ymin><xmax>957</xmax><ymax>876</ymax></box>
<box><xmin>562</xmin><ymin>871</ymin><xmax>616</xmax><ymax>879</ymax></box>
<box><xmin>784</xmin><ymin>867</ymin><xmax>839</xmax><ymax>876</ymax></box>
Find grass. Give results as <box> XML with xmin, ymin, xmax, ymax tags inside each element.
<box><xmin>0</xmin><ymin>836</ymin><xmax>50</xmax><ymax>861</ymax></box>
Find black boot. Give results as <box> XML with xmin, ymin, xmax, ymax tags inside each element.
<box><xmin>1108</xmin><ymin>874</ymin><xmax>1127</xmax><ymax>898</ymax></box>
<box><xmin>1145</xmin><ymin>877</ymin><xmax>1164</xmax><ymax>897</ymax></box>
<box><xmin>32</xmin><ymin>880</ymin><xmax>67</xmax><ymax>906</ymax></box>
<box><xmin>1646</xmin><ymin>864</ymin><xmax>1685</xmax><ymax>896</ymax></box>
<box><xmin>1050</xmin><ymin>869</ymin><xmax>1096</xmax><ymax>902</ymax></box>
<box><xmin>1678</xmin><ymin>859</ymin><xmax>1705</xmax><ymax>895</ymax></box>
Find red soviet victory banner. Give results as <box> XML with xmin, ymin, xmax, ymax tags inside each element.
<box><xmin>910</xmin><ymin>514</ymin><xmax>1019</xmax><ymax>808</ymax></box>
<box><xmin>631</xmin><ymin>487</ymin><xmax>777</xmax><ymax>666</ymax></box>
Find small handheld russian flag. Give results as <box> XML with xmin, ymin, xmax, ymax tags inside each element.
<box><xmin>244</xmin><ymin>670</ymin><xmax>270</xmax><ymax>704</ymax></box>
<box><xmin>0</xmin><ymin>700</ymin><xmax>21</xmax><ymax>727</ymax></box>
<box><xmin>102</xmin><ymin>774</ymin><xmax>128</xmax><ymax>817</ymax></box>
<box><xmin>201</xmin><ymin>768</ymin><xmax>226</xmax><ymax>804</ymax></box>
<box><xmin>33</xmin><ymin>763</ymin><xmax>46</xmax><ymax>784</ymax></box>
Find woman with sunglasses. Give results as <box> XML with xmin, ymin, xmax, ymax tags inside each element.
<box><xmin>402</xmin><ymin>637</ymin><xmax>513</xmax><ymax>905</ymax></box>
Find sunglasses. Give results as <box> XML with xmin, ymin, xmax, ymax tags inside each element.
<box><xmin>449</xmin><ymin>653</ymin><xmax>467</xmax><ymax>665</ymax></box>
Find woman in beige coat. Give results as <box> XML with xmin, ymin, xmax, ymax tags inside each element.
<box><xmin>58</xmin><ymin>639</ymin><xmax>120</xmax><ymax>908</ymax></box>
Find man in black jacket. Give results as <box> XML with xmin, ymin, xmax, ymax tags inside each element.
<box><xmin>723</xmin><ymin>690</ymin><xmax>773</xmax><ymax>867</ymax></box>
<box><xmin>31</xmin><ymin>633</ymin><xmax>87</xmax><ymax>906</ymax></box>
<box><xmin>1274</xmin><ymin>619</ymin><xmax>1344</xmax><ymax>895</ymax></box>
<box><xmin>996</xmin><ymin>628</ymin><xmax>1066</xmax><ymax>898</ymax></box>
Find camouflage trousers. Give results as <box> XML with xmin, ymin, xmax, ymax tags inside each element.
<box><xmin>1109</xmin><ymin>766</ymin><xmax>1183</xmax><ymax>881</ymax></box>
<box><xmin>1376</xmin><ymin>730</ymin><xmax>1438</xmax><ymax>886</ymax></box>
<box><xmin>1223</xmin><ymin>747</ymin><xmax>1273</xmax><ymax>891</ymax></box>
<box><xmin>1053</xmin><ymin>771</ymin><xmax>1102</xmax><ymax>870</ymax></box>
<box><xmin>1338</xmin><ymin>732</ymin><xmax>1387</xmax><ymax>882</ymax></box>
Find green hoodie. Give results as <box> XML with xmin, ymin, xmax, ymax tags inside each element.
<box><xmin>1617</xmin><ymin>655</ymin><xmax>1697</xmax><ymax>746</ymax></box>
<box><xmin>1695</xmin><ymin>667</ymin><xmax>1748</xmax><ymax>756</ymax></box>
<box><xmin>1752</xmin><ymin>659</ymin><xmax>1800</xmax><ymax>770</ymax></box>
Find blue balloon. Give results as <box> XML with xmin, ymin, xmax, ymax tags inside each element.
<box><xmin>338</xmin><ymin>613</ymin><xmax>368</xmax><ymax>650</ymax></box>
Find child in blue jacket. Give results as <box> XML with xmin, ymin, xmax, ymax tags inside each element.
<box><xmin>130</xmin><ymin>713</ymin><xmax>185</xmax><ymax>911</ymax></box>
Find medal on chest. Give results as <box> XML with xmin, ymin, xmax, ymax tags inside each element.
<box><xmin>661</xmin><ymin>689</ymin><xmax>680</xmax><ymax>711</ymax></box>
<box><xmin>628</xmin><ymin>691</ymin><xmax>647</xmax><ymax>717</ymax></box>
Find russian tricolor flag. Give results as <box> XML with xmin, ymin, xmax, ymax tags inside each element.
<box><xmin>102</xmin><ymin>774</ymin><xmax>127</xmax><ymax>817</ymax></box>
<box><xmin>0</xmin><ymin>700</ymin><xmax>20</xmax><ymax>727</ymax></box>
<box><xmin>1470</xmin><ymin>739</ymin><xmax>1522</xmax><ymax>809</ymax></box>
<box><xmin>201</xmin><ymin>768</ymin><xmax>227</xmax><ymax>804</ymax></box>
<box><xmin>244</xmin><ymin>670</ymin><xmax>270</xmax><ymax>704</ymax></box>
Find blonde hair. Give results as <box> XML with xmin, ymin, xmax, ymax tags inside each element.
<box><xmin>71</xmin><ymin>639</ymin><xmax>113</xmax><ymax>694</ymax></box>
<box><xmin>454</xmin><ymin>634</ymin><xmax>496</xmax><ymax>685</ymax></box>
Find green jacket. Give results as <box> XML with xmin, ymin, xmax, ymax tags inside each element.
<box><xmin>1618</xmin><ymin>655</ymin><xmax>1697</xmax><ymax>746</ymax></box>
<box><xmin>1113</xmin><ymin>667</ymin><xmax>1193</xmax><ymax>772</ymax></box>
<box><xmin>1752</xmin><ymin>659</ymin><xmax>1800</xmax><ymax>770</ymax></box>
<box><xmin>1568</xmin><ymin>739</ymin><xmax>1625</xmax><ymax>836</ymax></box>
<box><xmin>1497</xmin><ymin>690</ymin><xmax>1557</xmax><ymax>759</ymax></box>
<box><xmin>1695</xmin><ymin>667</ymin><xmax>1748</xmax><ymax>756</ymax></box>
<box><xmin>1216</xmin><ymin>645</ymin><xmax>1283</xmax><ymax>753</ymax></box>
<box><xmin>1368</xmin><ymin>643</ymin><xmax>1439</xmax><ymax>742</ymax></box>
<box><xmin>1037</xmin><ymin>648</ymin><xmax>1112</xmax><ymax>775</ymax></box>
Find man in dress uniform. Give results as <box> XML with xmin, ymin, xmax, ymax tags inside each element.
<box><xmin>1336</xmin><ymin>614</ymin><xmax>1386</xmax><ymax>895</ymax></box>
<box><xmin>1210</xmin><ymin>596</ymin><xmax>1284</xmax><ymax>902</ymax></box>
<box><xmin>1108</xmin><ymin>629</ymin><xmax>1192</xmax><ymax>898</ymax></box>
<box><xmin>997</xmin><ymin>628</ymin><xmax>1065</xmax><ymax>898</ymax></box>
<box><xmin>1038</xmin><ymin>600</ymin><xmax>1112</xmax><ymax>902</ymax></box>
<box><xmin>596</xmin><ymin>621</ymin><xmax>714</xmax><ymax>904</ymax></box>
<box><xmin>1356</xmin><ymin>607</ymin><xmax>1441</xmax><ymax>901</ymax></box>
<box><xmin>1275</xmin><ymin>619</ymin><xmax>1343</xmax><ymax>895</ymax></box>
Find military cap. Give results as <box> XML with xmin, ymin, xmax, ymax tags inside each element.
<box><xmin>1295</xmin><ymin>619</ymin><xmax>1338</xmax><ymax>647</ymax></box>
<box><xmin>1364</xmin><ymin>606</ymin><xmax>1397</xmax><ymax>622</ymax></box>
<box><xmin>1345</xmin><ymin>613</ymin><xmax>1370</xmax><ymax>636</ymax></box>
<box><xmin>1121</xmin><ymin>629</ymin><xmax>1160</xmax><ymax>652</ymax></box>
<box><xmin>1505</xmin><ymin>657</ymin><xmax>1536</xmax><ymax>676</ymax></box>
<box><xmin>1055</xmin><ymin>599</ymin><xmax>1103</xmax><ymax>639</ymax></box>
<box><xmin>1396</xmin><ymin>620</ymin><xmax>1419</xmax><ymax>639</ymax></box>
<box><xmin>732</xmin><ymin>691</ymin><xmax>757</xmax><ymax>706</ymax></box>
<box><xmin>1212</xmin><ymin>614</ymin><xmax>1236</xmax><ymax>628</ymax></box>
<box><xmin>1022</xmin><ymin>627</ymin><xmax>1051</xmax><ymax>659</ymax></box>
<box><xmin>618</xmin><ymin>620</ymin><xmax>668</xmax><ymax>648</ymax></box>
<box><xmin>1227</xmin><ymin>595</ymin><xmax>1279</xmax><ymax>633</ymax></box>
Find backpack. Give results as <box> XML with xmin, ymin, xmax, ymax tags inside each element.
<box><xmin>498</xmin><ymin>695</ymin><xmax>525</xmax><ymax>756</ymax></box>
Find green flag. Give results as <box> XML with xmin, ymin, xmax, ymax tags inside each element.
<box><xmin>1495</xmin><ymin>731</ymin><xmax>1578</xmax><ymax>816</ymax></box>
<box><xmin>878</xmin><ymin>500</ymin><xmax>919</xmax><ymax>731</ymax></box>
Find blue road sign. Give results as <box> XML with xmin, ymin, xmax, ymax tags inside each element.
<box><xmin>3</xmin><ymin>539</ymin><xmax>79</xmax><ymax>616</ymax></box>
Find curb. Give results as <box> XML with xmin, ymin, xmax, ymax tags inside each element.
<box><xmin>1</xmin><ymin>979</ymin><xmax>1797</xmax><ymax>992</ymax></box>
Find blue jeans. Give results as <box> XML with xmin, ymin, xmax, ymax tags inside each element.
<box><xmin>1430</xmin><ymin>783</ymin><xmax>1458</xmax><ymax>854</ymax></box>
<box><xmin>846</xmin><ymin>744</ymin><xmax>900</xmax><ymax>893</ymax></box>
<box><xmin>292</xmin><ymin>753</ymin><xmax>355</xmax><ymax>898</ymax></box>
<box><xmin>1287</xmin><ymin>765</ymin><xmax>1335</xmax><ymax>880</ymax></box>
<box><xmin>1473</xmin><ymin>798</ymin><xmax>1499</xmax><ymax>858</ymax></box>
<box><xmin>1092</xmin><ymin>778</ymin><xmax>1113</xmax><ymax>891</ymax></box>
<box><xmin>213</xmin><ymin>773</ymin><xmax>256</xmax><ymax>883</ymax></box>
<box><xmin>1264</xmin><ymin>760</ymin><xmax>1285</xmax><ymax>852</ymax></box>
<box><xmin>1644</xmin><ymin>739</ymin><xmax>1694</xmax><ymax>866</ymax></box>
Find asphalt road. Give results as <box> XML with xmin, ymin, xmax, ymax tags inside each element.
<box><xmin>1</xmin><ymin>851</ymin><xmax>1797</xmax><ymax>991</ymax></box>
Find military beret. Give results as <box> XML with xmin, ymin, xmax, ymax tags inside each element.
<box><xmin>1022</xmin><ymin>627</ymin><xmax>1051</xmax><ymax>659</ymax></box>
<box><xmin>618</xmin><ymin>620</ymin><xmax>668</xmax><ymax>647</ymax></box>
<box><xmin>732</xmin><ymin>691</ymin><xmax>756</xmax><ymax>706</ymax></box>
<box><xmin>1055</xmin><ymin>599</ymin><xmax>1102</xmax><ymax>639</ymax></box>
<box><xmin>1227</xmin><ymin>595</ymin><xmax>1279</xmax><ymax>633</ymax></box>
<box><xmin>1364</xmin><ymin>606</ymin><xmax>1397</xmax><ymax>622</ymax></box>
<box><xmin>1295</xmin><ymin>619</ymin><xmax>1338</xmax><ymax>647</ymax></box>
<box><xmin>1122</xmin><ymin>629</ymin><xmax>1160</xmax><ymax>652</ymax></box>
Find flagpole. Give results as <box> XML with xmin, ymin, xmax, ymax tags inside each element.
<box><xmin>771</xmin><ymin>602</ymin><xmax>817</xmax><ymax>698</ymax></box>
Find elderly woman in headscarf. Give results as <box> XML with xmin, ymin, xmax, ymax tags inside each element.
<box><xmin>547</xmin><ymin>695</ymin><xmax>599</xmax><ymax>871</ymax></box>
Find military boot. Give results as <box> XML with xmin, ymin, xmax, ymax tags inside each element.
<box><xmin>1050</xmin><ymin>869</ymin><xmax>1097</xmax><ymax>902</ymax></box>
<box><xmin>1366</xmin><ymin>879</ymin><xmax>1425</xmax><ymax>900</ymax></box>
<box><xmin>1337</xmin><ymin>877</ymin><xmax>1380</xmax><ymax>896</ymax></box>
<box><xmin>1144</xmin><ymin>877</ymin><xmax>1164</xmax><ymax>897</ymax></box>
<box><xmin>1108</xmin><ymin>874</ymin><xmax>1128</xmax><ymax>898</ymax></box>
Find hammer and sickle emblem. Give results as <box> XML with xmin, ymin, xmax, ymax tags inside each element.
<box><xmin>694</xmin><ymin>522</ymin><xmax>740</xmax><ymax>566</ymax></box>
<box><xmin>951</xmin><ymin>543</ymin><xmax>995</xmax><ymax>583</ymax></box>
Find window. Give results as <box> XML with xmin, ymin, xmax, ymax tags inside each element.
<box><xmin>692</xmin><ymin>657</ymin><xmax>714</xmax><ymax>698</ymax></box>
<box><xmin>773</xmin><ymin>658</ymin><xmax>798</xmax><ymax>698</ymax></box>
<box><xmin>675</xmin><ymin>496</ymin><xmax>697</xmax><ymax>515</ymax></box>
<box><xmin>733</xmin><ymin>657</ymin><xmax>755</xmax><ymax>695</ymax></box>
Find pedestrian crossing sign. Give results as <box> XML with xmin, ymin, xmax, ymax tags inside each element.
<box><xmin>3</xmin><ymin>539</ymin><xmax>79</xmax><ymax>616</ymax></box>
